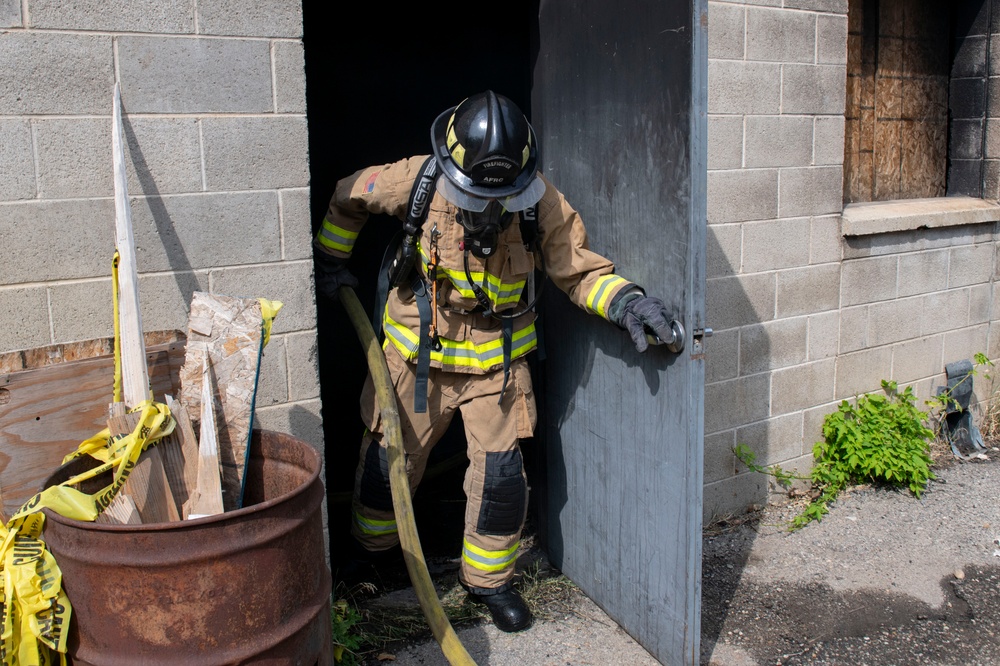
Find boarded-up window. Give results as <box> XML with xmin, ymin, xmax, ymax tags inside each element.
<box><xmin>844</xmin><ymin>0</ymin><xmax>951</xmax><ymax>203</ymax></box>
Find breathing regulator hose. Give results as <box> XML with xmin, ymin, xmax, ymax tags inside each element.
<box><xmin>337</xmin><ymin>286</ymin><xmax>478</xmax><ymax>666</ymax></box>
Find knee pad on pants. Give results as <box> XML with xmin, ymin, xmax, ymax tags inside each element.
<box><xmin>475</xmin><ymin>449</ymin><xmax>526</xmax><ymax>536</ymax></box>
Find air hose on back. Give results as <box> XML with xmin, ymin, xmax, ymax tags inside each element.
<box><xmin>337</xmin><ymin>286</ymin><xmax>477</xmax><ymax>666</ymax></box>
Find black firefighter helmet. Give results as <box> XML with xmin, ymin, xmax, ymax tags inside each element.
<box><xmin>430</xmin><ymin>91</ymin><xmax>546</xmax><ymax>220</ymax></box>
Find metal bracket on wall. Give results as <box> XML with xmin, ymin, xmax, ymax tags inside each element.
<box><xmin>691</xmin><ymin>327</ymin><xmax>712</xmax><ymax>357</ymax></box>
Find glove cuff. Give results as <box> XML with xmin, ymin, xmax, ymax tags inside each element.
<box><xmin>608</xmin><ymin>287</ymin><xmax>644</xmax><ymax>326</ymax></box>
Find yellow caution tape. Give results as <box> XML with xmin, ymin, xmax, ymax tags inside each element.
<box><xmin>0</xmin><ymin>400</ymin><xmax>174</xmax><ymax>665</ymax></box>
<box><xmin>259</xmin><ymin>298</ymin><xmax>283</xmax><ymax>347</ymax></box>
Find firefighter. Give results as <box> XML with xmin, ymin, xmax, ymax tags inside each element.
<box><xmin>315</xmin><ymin>91</ymin><xmax>677</xmax><ymax>633</ymax></box>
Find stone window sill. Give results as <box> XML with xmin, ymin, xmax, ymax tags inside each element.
<box><xmin>841</xmin><ymin>196</ymin><xmax>1000</xmax><ymax>237</ymax></box>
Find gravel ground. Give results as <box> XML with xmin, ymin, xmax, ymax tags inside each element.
<box><xmin>351</xmin><ymin>453</ymin><xmax>1000</xmax><ymax>665</ymax></box>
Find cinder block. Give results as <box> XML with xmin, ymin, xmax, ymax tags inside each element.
<box><xmin>810</xmin><ymin>215</ymin><xmax>843</xmax><ymax>264</ymax></box>
<box><xmin>705</xmin><ymin>326</ymin><xmax>739</xmax><ymax>383</ymax></box>
<box><xmin>897</xmin><ymin>248</ymin><xmax>948</xmax><ymax>298</ymax></box>
<box><xmin>29</xmin><ymin>0</ymin><xmax>194</xmax><ymax>33</ymax></box>
<box><xmin>48</xmin><ymin>279</ymin><xmax>113</xmax><ymax>344</ymax></box>
<box><xmin>807</xmin><ymin>310</ymin><xmax>839</xmax><ymax>359</ymax></box>
<box><xmin>256</xmin><ymin>335</ymin><xmax>289</xmax><ymax>407</ymax></box>
<box><xmin>969</xmin><ymin>283</ymin><xmax>991</xmax><ymax>324</ymax></box>
<box><xmin>707</xmin><ymin>168</ymin><xmax>778</xmax><ymax>223</ymax></box>
<box><xmin>746</xmin><ymin>7</ymin><xmax>815</xmax><ymax>64</ymax></box>
<box><xmin>985</xmin><ymin>121</ymin><xmax>1000</xmax><ymax>160</ymax></box>
<box><xmin>285</xmin><ymin>331</ymin><xmax>321</xmax><ymax>401</ymax></box>
<box><xmin>817</xmin><ymin>14</ymin><xmax>847</xmax><ymax>65</ymax></box>
<box><xmin>708</xmin><ymin>115</ymin><xmax>743</xmax><ymax>170</ymax></box>
<box><xmin>950</xmin><ymin>78</ymin><xmax>986</xmax><ymax>119</ymax></box>
<box><xmin>0</xmin><ymin>0</ymin><xmax>20</xmax><ymax>27</ymax></box>
<box><xmin>703</xmin><ymin>473</ymin><xmax>768</xmax><ymax>524</ymax></box>
<box><xmin>202</xmin><ymin>116</ymin><xmax>309</xmax><ymax>190</ymax></box>
<box><xmin>123</xmin><ymin>118</ymin><xmax>203</xmax><ymax>195</ymax></box>
<box><xmin>2</xmin><ymin>200</ymin><xmax>114</xmax><ymax>284</ymax></box>
<box><xmin>775</xmin><ymin>263</ymin><xmax>841</xmax><ymax>317</ymax></box>
<box><xmin>891</xmin><ymin>335</ymin><xmax>944</xmax><ymax>385</ymax></box>
<box><xmin>953</xmin><ymin>35</ymin><xmax>986</xmax><ymax>79</ymax></box>
<box><xmin>708</xmin><ymin>61</ymin><xmax>782</xmax><ymax>115</ymax></box>
<box><xmin>0</xmin><ymin>287</ymin><xmax>50</xmax><ymax>352</ymax></box>
<box><xmin>131</xmin><ymin>192</ymin><xmax>282</xmax><ymax>271</ymax></box>
<box><xmin>867</xmin><ymin>296</ymin><xmax>922</xmax><ymax>347</ymax></box>
<box><xmin>956</xmin><ymin>0</ymin><xmax>989</xmax><ymax>36</ymax></box>
<box><xmin>739</xmin><ymin>317</ymin><xmax>808</xmax><ymax>375</ymax></box>
<box><xmin>948</xmin><ymin>160</ymin><xmax>983</xmax><ymax>198</ymax></box>
<box><xmin>952</xmin><ymin>118</ymin><xmax>984</xmax><ymax>160</ymax></box>
<box><xmin>943</xmin><ymin>324</ymin><xmax>990</xmax><ymax>367</ymax></box>
<box><xmin>0</xmin><ymin>33</ymin><xmax>113</xmax><ymax>115</ymax></box>
<box><xmin>135</xmin><ymin>271</ymin><xmax>210</xmax><ymax>333</ymax></box>
<box><xmin>210</xmin><ymin>260</ymin><xmax>316</xmax><ymax>333</ymax></box>
<box><xmin>274</xmin><ymin>40</ymin><xmax>306</xmax><ymax>113</ymax></box>
<box><xmin>197</xmin><ymin>0</ymin><xmax>302</xmax><ymax>37</ymax></box>
<box><xmin>708</xmin><ymin>2</ymin><xmax>745</xmax><ymax>60</ymax></box>
<box><xmin>782</xmin><ymin>64</ymin><xmax>846</xmax><ymax>115</ymax></box>
<box><xmin>921</xmin><ymin>289</ymin><xmax>971</xmax><ymax>335</ymax></box>
<box><xmin>771</xmin><ymin>358</ymin><xmax>836</xmax><ymax>414</ymax></box>
<box><xmin>742</xmin><ymin>217</ymin><xmax>811</xmax><ymax>272</ymax></box>
<box><xmin>778</xmin><ymin>165</ymin><xmax>843</xmax><ymax>218</ymax></box>
<box><xmin>741</xmin><ymin>0</ymin><xmax>781</xmax><ymax>7</ymax></box>
<box><xmin>35</xmin><ymin>117</ymin><xmax>203</xmax><ymax>199</ymax></box>
<box><xmin>704</xmin><ymin>372</ymin><xmax>771</xmax><ymax>434</ymax></box>
<box><xmin>703</xmin><ymin>430</ymin><xmax>737</xmax><ymax>485</ymax></box>
<box><xmin>838</xmin><ymin>304</ymin><xmax>868</xmax><ymax>353</ymax></box>
<box><xmin>118</xmin><ymin>36</ymin><xmax>272</xmax><ymax>113</ymax></box>
<box><xmin>34</xmin><ymin>118</ymin><xmax>112</xmax><ymax>199</ymax></box>
<box><xmin>255</xmin><ymin>399</ymin><xmax>324</xmax><ymax>451</ymax></box>
<box><xmin>803</xmin><ymin>402</ymin><xmax>838</xmax><ymax>448</ymax></box>
<box><xmin>708</xmin><ymin>223</ymin><xmax>741</xmax><ymax>278</ymax></box>
<box><xmin>782</xmin><ymin>0</ymin><xmax>847</xmax><ymax>12</ymax></box>
<box><xmin>835</xmin><ymin>347</ymin><xmax>891</xmax><ymax>399</ymax></box>
<box><xmin>280</xmin><ymin>188</ymin><xmax>314</xmax><ymax>261</ymax></box>
<box><xmin>840</xmin><ymin>255</ymin><xmax>897</xmax><ymax>306</ymax></box>
<box><xmin>813</xmin><ymin>116</ymin><xmax>845</xmax><ymax>166</ymax></box>
<box><xmin>949</xmin><ymin>243</ymin><xmax>994</xmax><ymax>287</ymax></box>
<box><xmin>736</xmin><ymin>412</ymin><xmax>805</xmax><ymax>464</ymax></box>
<box><xmin>0</xmin><ymin>119</ymin><xmax>35</xmax><ymax>200</ymax></box>
<box><xmin>745</xmin><ymin>116</ymin><xmax>813</xmax><ymax>168</ymax></box>
<box><xmin>989</xmin><ymin>319</ymin><xmax>1000</xmax><ymax>359</ymax></box>
<box><xmin>706</xmin><ymin>273</ymin><xmax>777</xmax><ymax>330</ymax></box>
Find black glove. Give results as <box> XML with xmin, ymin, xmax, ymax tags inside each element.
<box><xmin>314</xmin><ymin>250</ymin><xmax>358</xmax><ymax>301</ymax></box>
<box><xmin>611</xmin><ymin>291</ymin><xmax>673</xmax><ymax>353</ymax></box>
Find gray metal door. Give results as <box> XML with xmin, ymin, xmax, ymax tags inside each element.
<box><xmin>532</xmin><ymin>0</ymin><xmax>707</xmax><ymax>663</ymax></box>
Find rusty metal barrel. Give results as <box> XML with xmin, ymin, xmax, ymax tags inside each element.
<box><xmin>42</xmin><ymin>430</ymin><xmax>333</xmax><ymax>665</ymax></box>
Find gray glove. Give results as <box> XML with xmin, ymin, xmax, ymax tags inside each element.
<box><xmin>314</xmin><ymin>250</ymin><xmax>358</xmax><ymax>301</ymax></box>
<box><xmin>610</xmin><ymin>291</ymin><xmax>673</xmax><ymax>353</ymax></box>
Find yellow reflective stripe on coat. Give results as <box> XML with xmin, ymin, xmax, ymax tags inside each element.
<box><xmin>586</xmin><ymin>274</ymin><xmax>629</xmax><ymax>319</ymax></box>
<box><xmin>354</xmin><ymin>512</ymin><xmax>397</xmax><ymax>536</ymax></box>
<box><xmin>316</xmin><ymin>218</ymin><xmax>359</xmax><ymax>254</ymax></box>
<box><xmin>462</xmin><ymin>539</ymin><xmax>519</xmax><ymax>573</ymax></box>
<box><xmin>417</xmin><ymin>244</ymin><xmax>526</xmax><ymax>308</ymax></box>
<box><xmin>383</xmin><ymin>314</ymin><xmax>537</xmax><ymax>371</ymax></box>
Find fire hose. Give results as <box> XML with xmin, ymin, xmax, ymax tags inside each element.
<box><xmin>338</xmin><ymin>285</ymin><xmax>478</xmax><ymax>666</ymax></box>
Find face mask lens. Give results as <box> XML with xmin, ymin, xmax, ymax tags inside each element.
<box><xmin>460</xmin><ymin>201</ymin><xmax>511</xmax><ymax>233</ymax></box>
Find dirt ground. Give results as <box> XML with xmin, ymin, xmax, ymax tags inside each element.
<box><xmin>344</xmin><ymin>451</ymin><xmax>1000</xmax><ymax>665</ymax></box>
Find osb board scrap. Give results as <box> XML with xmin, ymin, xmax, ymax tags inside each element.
<box><xmin>0</xmin><ymin>338</ymin><xmax>185</xmax><ymax>520</ymax></box>
<box><xmin>179</xmin><ymin>292</ymin><xmax>264</xmax><ymax>512</ymax></box>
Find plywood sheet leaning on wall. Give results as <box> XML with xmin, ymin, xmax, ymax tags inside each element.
<box><xmin>178</xmin><ymin>292</ymin><xmax>265</xmax><ymax>512</ymax></box>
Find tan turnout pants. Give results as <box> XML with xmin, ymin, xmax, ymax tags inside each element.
<box><xmin>351</xmin><ymin>346</ymin><xmax>537</xmax><ymax>592</ymax></box>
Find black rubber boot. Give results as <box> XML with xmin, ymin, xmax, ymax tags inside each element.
<box><xmin>470</xmin><ymin>587</ymin><xmax>533</xmax><ymax>633</ymax></box>
<box><xmin>334</xmin><ymin>537</ymin><xmax>402</xmax><ymax>590</ymax></box>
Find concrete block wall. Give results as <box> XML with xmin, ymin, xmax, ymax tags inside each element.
<box><xmin>0</xmin><ymin>2</ymin><xmax>322</xmax><ymax>450</ymax></box>
<box><xmin>705</xmin><ymin>0</ymin><xmax>1000</xmax><ymax>521</ymax></box>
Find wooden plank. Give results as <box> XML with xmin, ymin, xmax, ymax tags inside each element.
<box><xmin>98</xmin><ymin>405</ymin><xmax>180</xmax><ymax>524</ymax></box>
<box><xmin>186</xmin><ymin>364</ymin><xmax>224</xmax><ymax>519</ymax></box>
<box><xmin>163</xmin><ymin>395</ymin><xmax>200</xmax><ymax>519</ymax></box>
<box><xmin>111</xmin><ymin>81</ymin><xmax>150</xmax><ymax>409</ymax></box>
<box><xmin>0</xmin><ymin>340</ymin><xmax>184</xmax><ymax>519</ymax></box>
<box><xmin>179</xmin><ymin>292</ymin><xmax>264</xmax><ymax>511</ymax></box>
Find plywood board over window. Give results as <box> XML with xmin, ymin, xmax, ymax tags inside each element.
<box><xmin>844</xmin><ymin>0</ymin><xmax>951</xmax><ymax>203</ymax></box>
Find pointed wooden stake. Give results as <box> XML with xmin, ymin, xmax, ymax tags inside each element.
<box><xmin>187</xmin><ymin>361</ymin><xmax>225</xmax><ymax>519</ymax></box>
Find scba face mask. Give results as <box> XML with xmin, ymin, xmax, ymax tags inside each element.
<box><xmin>437</xmin><ymin>174</ymin><xmax>546</xmax><ymax>258</ymax></box>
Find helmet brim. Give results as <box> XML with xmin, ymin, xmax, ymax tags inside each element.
<box><xmin>430</xmin><ymin>107</ymin><xmax>541</xmax><ymax>201</ymax></box>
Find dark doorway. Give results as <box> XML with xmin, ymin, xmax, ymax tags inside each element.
<box><xmin>301</xmin><ymin>2</ymin><xmax>538</xmax><ymax>560</ymax></box>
